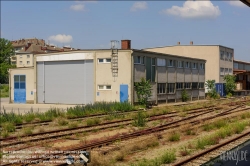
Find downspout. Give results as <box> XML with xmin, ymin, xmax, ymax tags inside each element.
<box><xmin>131</xmin><ymin>50</ymin><xmax>134</xmax><ymax>105</ymax></box>
<box><xmin>8</xmin><ymin>69</ymin><xmax>11</xmax><ymax>103</ymax></box>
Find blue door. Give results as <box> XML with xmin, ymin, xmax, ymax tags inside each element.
<box><xmin>215</xmin><ymin>83</ymin><xmax>226</xmax><ymax>97</ymax></box>
<box><xmin>120</xmin><ymin>84</ymin><xmax>128</xmax><ymax>102</ymax></box>
<box><xmin>14</xmin><ymin>75</ymin><xmax>26</xmax><ymax>103</ymax></box>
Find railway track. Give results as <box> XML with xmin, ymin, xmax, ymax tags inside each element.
<box><xmin>173</xmin><ymin>130</ymin><xmax>250</xmax><ymax>166</ymax></box>
<box><xmin>1</xmin><ymin>103</ymin><xmax>248</xmax><ymax>166</ymax></box>
<box><xmin>0</xmin><ymin>106</ymin><xmax>216</xmax><ymax>148</ymax></box>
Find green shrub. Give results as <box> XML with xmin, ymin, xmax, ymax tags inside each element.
<box><xmin>181</xmin><ymin>89</ymin><xmax>189</xmax><ymax>102</ymax></box>
<box><xmin>133</xmin><ymin>111</ymin><xmax>147</xmax><ymax>127</ymax></box>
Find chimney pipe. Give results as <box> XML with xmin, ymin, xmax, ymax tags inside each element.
<box><xmin>190</xmin><ymin>41</ymin><xmax>193</xmax><ymax>45</ymax></box>
<box><xmin>121</xmin><ymin>40</ymin><xmax>131</xmax><ymax>49</ymax></box>
<box><xmin>177</xmin><ymin>42</ymin><xmax>180</xmax><ymax>45</ymax></box>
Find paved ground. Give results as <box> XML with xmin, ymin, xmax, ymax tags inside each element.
<box><xmin>0</xmin><ymin>98</ymin><xmax>77</xmax><ymax>114</ymax></box>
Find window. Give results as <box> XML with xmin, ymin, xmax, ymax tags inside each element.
<box><xmin>98</xmin><ymin>58</ymin><xmax>111</xmax><ymax>63</ymax></box>
<box><xmin>12</xmin><ymin>62</ymin><xmax>16</xmax><ymax>65</ymax></box>
<box><xmin>176</xmin><ymin>83</ymin><xmax>183</xmax><ymax>90</ymax></box>
<box><xmin>134</xmin><ymin>56</ymin><xmax>144</xmax><ymax>64</ymax></box>
<box><xmin>157</xmin><ymin>83</ymin><xmax>166</xmax><ymax>94</ymax></box>
<box><xmin>229</xmin><ymin>53</ymin><xmax>232</xmax><ymax>61</ymax></box>
<box><xmin>229</xmin><ymin>68</ymin><xmax>232</xmax><ymax>75</ymax></box>
<box><xmin>226</xmin><ymin>52</ymin><xmax>229</xmax><ymax>61</ymax></box>
<box><xmin>177</xmin><ymin>61</ymin><xmax>184</xmax><ymax>68</ymax></box>
<box><xmin>167</xmin><ymin>83</ymin><xmax>175</xmax><ymax>94</ymax></box>
<box><xmin>184</xmin><ymin>83</ymin><xmax>191</xmax><ymax>89</ymax></box>
<box><xmin>157</xmin><ymin>58</ymin><xmax>166</xmax><ymax>66</ymax></box>
<box><xmin>168</xmin><ymin>60</ymin><xmax>174</xmax><ymax>67</ymax></box>
<box><xmin>14</xmin><ymin>75</ymin><xmax>25</xmax><ymax>90</ymax></box>
<box><xmin>106</xmin><ymin>58</ymin><xmax>111</xmax><ymax>63</ymax></box>
<box><xmin>27</xmin><ymin>61</ymin><xmax>30</xmax><ymax>65</ymax></box>
<box><xmin>224</xmin><ymin>68</ymin><xmax>228</xmax><ymax>75</ymax></box>
<box><xmin>27</xmin><ymin>55</ymin><xmax>30</xmax><ymax>58</ymax></box>
<box><xmin>20</xmin><ymin>55</ymin><xmax>22</xmax><ymax>58</ymax></box>
<box><xmin>220</xmin><ymin>68</ymin><xmax>224</xmax><ymax>76</ymax></box>
<box><xmin>199</xmin><ymin>83</ymin><xmax>204</xmax><ymax>89</ymax></box>
<box><xmin>98</xmin><ymin>85</ymin><xmax>111</xmax><ymax>90</ymax></box>
<box><xmin>192</xmin><ymin>63</ymin><xmax>197</xmax><ymax>69</ymax></box>
<box><xmin>220</xmin><ymin>51</ymin><xmax>224</xmax><ymax>60</ymax></box>
<box><xmin>19</xmin><ymin>61</ymin><xmax>22</xmax><ymax>65</ymax></box>
<box><xmin>192</xmin><ymin>82</ymin><xmax>198</xmax><ymax>89</ymax></box>
<box><xmin>146</xmin><ymin>57</ymin><xmax>155</xmax><ymax>82</ymax></box>
<box><xmin>200</xmin><ymin>63</ymin><xmax>205</xmax><ymax>70</ymax></box>
<box><xmin>185</xmin><ymin>62</ymin><xmax>190</xmax><ymax>68</ymax></box>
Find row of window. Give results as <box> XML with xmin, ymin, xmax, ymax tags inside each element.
<box><xmin>220</xmin><ymin>51</ymin><xmax>233</xmax><ymax>61</ymax></box>
<box><xmin>220</xmin><ymin>68</ymin><xmax>233</xmax><ymax>76</ymax></box>
<box><xmin>98</xmin><ymin>85</ymin><xmax>112</xmax><ymax>90</ymax></box>
<box><xmin>157</xmin><ymin>82</ymin><xmax>205</xmax><ymax>94</ymax></box>
<box><xmin>134</xmin><ymin>56</ymin><xmax>205</xmax><ymax>69</ymax></box>
<box><xmin>19</xmin><ymin>55</ymin><xmax>30</xmax><ymax>58</ymax></box>
<box><xmin>19</xmin><ymin>61</ymin><xmax>30</xmax><ymax>65</ymax></box>
<box><xmin>98</xmin><ymin>58</ymin><xmax>111</xmax><ymax>63</ymax></box>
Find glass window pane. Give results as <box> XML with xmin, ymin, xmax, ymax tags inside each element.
<box><xmin>20</xmin><ymin>75</ymin><xmax>25</xmax><ymax>82</ymax></box>
<box><xmin>98</xmin><ymin>59</ymin><xmax>104</xmax><ymax>63</ymax></box>
<box><xmin>20</xmin><ymin>83</ymin><xmax>25</xmax><ymax>89</ymax></box>
<box><xmin>14</xmin><ymin>75</ymin><xmax>19</xmax><ymax>82</ymax></box>
<box><xmin>14</xmin><ymin>82</ymin><xmax>19</xmax><ymax>89</ymax></box>
<box><xmin>98</xmin><ymin>85</ymin><xmax>104</xmax><ymax>89</ymax></box>
<box><xmin>106</xmin><ymin>58</ymin><xmax>111</xmax><ymax>63</ymax></box>
<box><xmin>106</xmin><ymin>85</ymin><xmax>111</xmax><ymax>89</ymax></box>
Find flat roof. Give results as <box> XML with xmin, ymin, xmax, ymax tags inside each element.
<box><xmin>234</xmin><ymin>59</ymin><xmax>250</xmax><ymax>64</ymax></box>
<box><xmin>143</xmin><ymin>44</ymin><xmax>234</xmax><ymax>50</ymax></box>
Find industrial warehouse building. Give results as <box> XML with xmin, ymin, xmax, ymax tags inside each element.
<box><xmin>9</xmin><ymin>40</ymin><xmax>206</xmax><ymax>105</ymax></box>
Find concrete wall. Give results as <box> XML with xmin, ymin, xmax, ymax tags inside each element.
<box><xmin>95</xmin><ymin>50</ymin><xmax>132</xmax><ymax>102</ymax></box>
<box><xmin>144</xmin><ymin>45</ymin><xmax>228</xmax><ymax>83</ymax></box>
<box><xmin>9</xmin><ymin>68</ymin><xmax>34</xmax><ymax>103</ymax></box>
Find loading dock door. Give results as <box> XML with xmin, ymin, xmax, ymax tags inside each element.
<box><xmin>37</xmin><ymin>60</ymin><xmax>94</xmax><ymax>104</ymax></box>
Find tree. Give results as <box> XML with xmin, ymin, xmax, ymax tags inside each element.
<box><xmin>0</xmin><ymin>38</ymin><xmax>15</xmax><ymax>83</ymax></box>
<box><xmin>0</xmin><ymin>38</ymin><xmax>14</xmax><ymax>64</ymax></box>
<box><xmin>224</xmin><ymin>75</ymin><xmax>236</xmax><ymax>96</ymax></box>
<box><xmin>134</xmin><ymin>77</ymin><xmax>152</xmax><ymax>105</ymax></box>
<box><xmin>205</xmin><ymin>80</ymin><xmax>218</xmax><ymax>99</ymax></box>
<box><xmin>181</xmin><ymin>89</ymin><xmax>189</xmax><ymax>102</ymax></box>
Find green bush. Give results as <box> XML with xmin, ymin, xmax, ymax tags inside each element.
<box><xmin>133</xmin><ymin>111</ymin><xmax>147</xmax><ymax>127</ymax></box>
<box><xmin>181</xmin><ymin>89</ymin><xmax>189</xmax><ymax>102</ymax></box>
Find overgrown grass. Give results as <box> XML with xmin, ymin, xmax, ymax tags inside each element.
<box><xmin>131</xmin><ymin>149</ymin><xmax>176</xmax><ymax>166</ymax></box>
<box><xmin>168</xmin><ymin>132</ymin><xmax>181</xmax><ymax>142</ymax></box>
<box><xmin>0</xmin><ymin>102</ymin><xmax>134</xmax><ymax>125</ymax></box>
<box><xmin>86</xmin><ymin>118</ymin><xmax>101</xmax><ymax>126</ymax></box>
<box><xmin>132</xmin><ymin>111</ymin><xmax>147</xmax><ymax>127</ymax></box>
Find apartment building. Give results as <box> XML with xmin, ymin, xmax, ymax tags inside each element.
<box><xmin>11</xmin><ymin>38</ymin><xmax>77</xmax><ymax>67</ymax></box>
<box><xmin>233</xmin><ymin>60</ymin><xmax>250</xmax><ymax>92</ymax></box>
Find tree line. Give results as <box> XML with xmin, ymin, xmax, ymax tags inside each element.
<box><xmin>0</xmin><ymin>38</ymin><xmax>16</xmax><ymax>84</ymax></box>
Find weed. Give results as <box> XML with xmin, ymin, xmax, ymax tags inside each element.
<box><xmin>133</xmin><ymin>111</ymin><xmax>147</xmax><ymax>127</ymax></box>
<box><xmin>161</xmin><ymin>150</ymin><xmax>176</xmax><ymax>164</ymax></box>
<box><xmin>1</xmin><ymin>122</ymin><xmax>15</xmax><ymax>132</ymax></box>
<box><xmin>1</xmin><ymin>130</ymin><xmax>9</xmax><ymax>138</ymax></box>
<box><xmin>168</xmin><ymin>132</ymin><xmax>180</xmax><ymax>142</ymax></box>
<box><xmin>22</xmin><ymin>127</ymin><xmax>33</xmax><ymax>135</ymax></box>
<box><xmin>86</xmin><ymin>118</ymin><xmax>101</xmax><ymax>126</ymax></box>
<box><xmin>68</xmin><ymin>122</ymin><xmax>78</xmax><ymax>129</ymax></box>
<box><xmin>55</xmin><ymin>117</ymin><xmax>68</xmax><ymax>126</ymax></box>
<box><xmin>114</xmin><ymin>151</ymin><xmax>125</xmax><ymax>161</ymax></box>
<box><xmin>179</xmin><ymin>146</ymin><xmax>191</xmax><ymax>156</ymax></box>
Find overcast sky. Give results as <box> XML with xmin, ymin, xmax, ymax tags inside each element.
<box><xmin>1</xmin><ymin>1</ymin><xmax>250</xmax><ymax>61</ymax></box>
